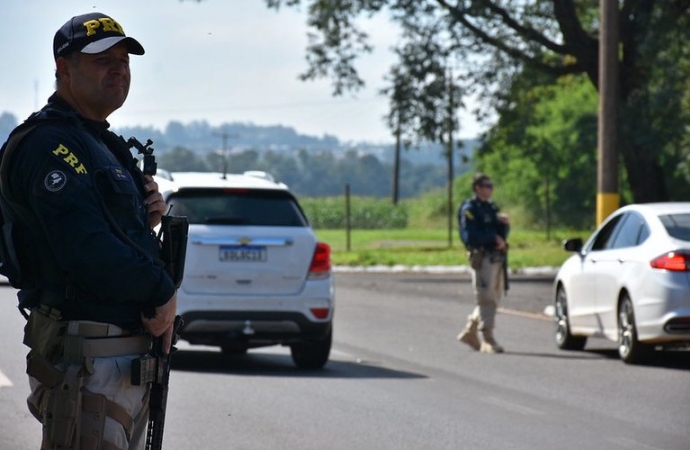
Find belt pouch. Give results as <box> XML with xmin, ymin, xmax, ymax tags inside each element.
<box><xmin>490</xmin><ymin>252</ymin><xmax>506</xmax><ymax>264</ymax></box>
<box><xmin>26</xmin><ymin>350</ymin><xmax>64</xmax><ymax>388</ymax></box>
<box><xmin>468</xmin><ymin>250</ymin><xmax>484</xmax><ymax>270</ymax></box>
<box><xmin>23</xmin><ymin>308</ymin><xmax>64</xmax><ymax>360</ymax></box>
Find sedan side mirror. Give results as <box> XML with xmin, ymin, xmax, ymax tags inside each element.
<box><xmin>563</xmin><ymin>238</ymin><xmax>583</xmax><ymax>252</ymax></box>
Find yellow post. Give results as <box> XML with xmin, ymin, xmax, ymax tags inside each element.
<box><xmin>597</xmin><ymin>0</ymin><xmax>620</xmax><ymax>225</ymax></box>
<box><xmin>597</xmin><ymin>192</ymin><xmax>619</xmax><ymax>224</ymax></box>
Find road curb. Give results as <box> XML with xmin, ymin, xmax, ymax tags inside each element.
<box><xmin>333</xmin><ymin>265</ymin><xmax>558</xmax><ymax>278</ymax></box>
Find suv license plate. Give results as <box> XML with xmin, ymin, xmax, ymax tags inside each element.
<box><xmin>219</xmin><ymin>245</ymin><xmax>267</xmax><ymax>262</ymax></box>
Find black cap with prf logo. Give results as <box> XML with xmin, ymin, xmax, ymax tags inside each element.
<box><xmin>53</xmin><ymin>13</ymin><xmax>145</xmax><ymax>61</ymax></box>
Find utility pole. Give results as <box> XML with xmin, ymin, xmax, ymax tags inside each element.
<box><xmin>597</xmin><ymin>0</ymin><xmax>620</xmax><ymax>224</ymax></box>
<box><xmin>213</xmin><ymin>128</ymin><xmax>237</xmax><ymax>179</ymax></box>
<box><xmin>446</xmin><ymin>67</ymin><xmax>455</xmax><ymax>248</ymax></box>
<box><xmin>392</xmin><ymin>108</ymin><xmax>401</xmax><ymax>205</ymax></box>
<box><xmin>34</xmin><ymin>80</ymin><xmax>39</xmax><ymax>111</ymax></box>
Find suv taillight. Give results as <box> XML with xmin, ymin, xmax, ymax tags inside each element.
<box><xmin>650</xmin><ymin>252</ymin><xmax>690</xmax><ymax>271</ymax></box>
<box><xmin>308</xmin><ymin>242</ymin><xmax>331</xmax><ymax>279</ymax></box>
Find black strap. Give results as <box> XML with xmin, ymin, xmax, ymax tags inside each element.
<box><xmin>0</xmin><ymin>120</ymin><xmax>76</xmax><ymax>298</ymax></box>
<box><xmin>0</xmin><ymin>124</ymin><xmax>43</xmax><ymax>290</ymax></box>
<box><xmin>99</xmin><ymin>131</ymin><xmax>148</xmax><ymax>196</ymax></box>
<box><xmin>0</xmin><ymin>123</ymin><xmax>40</xmax><ymax>202</ymax></box>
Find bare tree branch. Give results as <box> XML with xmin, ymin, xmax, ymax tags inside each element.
<box><xmin>476</xmin><ymin>0</ymin><xmax>568</xmax><ymax>54</ymax></box>
<box><xmin>437</xmin><ymin>0</ymin><xmax>583</xmax><ymax>76</ymax></box>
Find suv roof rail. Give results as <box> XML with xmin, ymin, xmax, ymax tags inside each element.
<box><xmin>155</xmin><ymin>168</ymin><xmax>173</xmax><ymax>180</ymax></box>
<box><xmin>243</xmin><ymin>170</ymin><xmax>276</xmax><ymax>183</ymax></box>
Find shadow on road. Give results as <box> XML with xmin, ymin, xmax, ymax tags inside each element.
<box><xmin>587</xmin><ymin>348</ymin><xmax>690</xmax><ymax>369</ymax></box>
<box><xmin>397</xmin><ymin>276</ymin><xmax>555</xmax><ymax>285</ymax></box>
<box><xmin>503</xmin><ymin>350</ymin><xmax>617</xmax><ymax>361</ymax></box>
<box><xmin>170</xmin><ymin>349</ymin><xmax>427</xmax><ymax>379</ymax></box>
<box><xmin>506</xmin><ymin>348</ymin><xmax>690</xmax><ymax>370</ymax></box>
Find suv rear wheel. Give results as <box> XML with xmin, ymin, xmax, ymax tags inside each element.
<box><xmin>220</xmin><ymin>345</ymin><xmax>249</xmax><ymax>356</ymax></box>
<box><xmin>290</xmin><ymin>327</ymin><xmax>332</xmax><ymax>369</ymax></box>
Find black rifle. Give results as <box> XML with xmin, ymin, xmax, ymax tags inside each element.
<box><xmin>503</xmin><ymin>245</ymin><xmax>510</xmax><ymax>293</ymax></box>
<box><xmin>128</xmin><ymin>136</ymin><xmax>157</xmax><ymax>176</ymax></box>
<box><xmin>143</xmin><ymin>213</ymin><xmax>187</xmax><ymax>449</ymax></box>
<box><xmin>132</xmin><ymin>316</ymin><xmax>184</xmax><ymax>450</ymax></box>
<box><xmin>125</xmin><ymin>136</ymin><xmax>189</xmax><ymax>449</ymax></box>
<box><xmin>158</xmin><ymin>214</ymin><xmax>189</xmax><ymax>289</ymax></box>
<box><xmin>127</xmin><ymin>136</ymin><xmax>189</xmax><ymax>288</ymax></box>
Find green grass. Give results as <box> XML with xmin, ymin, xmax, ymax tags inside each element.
<box><xmin>315</xmin><ymin>228</ymin><xmax>588</xmax><ymax>269</ymax></box>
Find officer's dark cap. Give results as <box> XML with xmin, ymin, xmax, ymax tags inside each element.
<box><xmin>472</xmin><ymin>173</ymin><xmax>491</xmax><ymax>188</ymax></box>
<box><xmin>53</xmin><ymin>13</ymin><xmax>145</xmax><ymax>61</ymax></box>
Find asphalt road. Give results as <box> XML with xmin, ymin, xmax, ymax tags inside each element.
<box><xmin>1</xmin><ymin>274</ymin><xmax>688</xmax><ymax>450</ymax></box>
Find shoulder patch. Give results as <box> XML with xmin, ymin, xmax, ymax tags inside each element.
<box><xmin>43</xmin><ymin>170</ymin><xmax>68</xmax><ymax>193</ymax></box>
<box><xmin>110</xmin><ymin>167</ymin><xmax>130</xmax><ymax>181</ymax></box>
<box><xmin>464</xmin><ymin>209</ymin><xmax>475</xmax><ymax>220</ymax></box>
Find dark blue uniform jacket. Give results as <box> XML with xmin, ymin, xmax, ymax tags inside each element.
<box><xmin>2</xmin><ymin>94</ymin><xmax>175</xmax><ymax>331</ymax></box>
<box><xmin>458</xmin><ymin>197</ymin><xmax>509</xmax><ymax>251</ymax></box>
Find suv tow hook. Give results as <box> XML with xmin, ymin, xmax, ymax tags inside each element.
<box><xmin>243</xmin><ymin>320</ymin><xmax>255</xmax><ymax>335</ymax></box>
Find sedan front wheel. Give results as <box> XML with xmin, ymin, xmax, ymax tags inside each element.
<box><xmin>554</xmin><ymin>286</ymin><xmax>587</xmax><ymax>351</ymax></box>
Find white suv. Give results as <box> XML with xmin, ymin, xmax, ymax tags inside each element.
<box><xmin>155</xmin><ymin>171</ymin><xmax>334</xmax><ymax>369</ymax></box>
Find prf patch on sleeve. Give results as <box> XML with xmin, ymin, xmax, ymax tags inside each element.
<box><xmin>52</xmin><ymin>143</ymin><xmax>87</xmax><ymax>174</ymax></box>
<box><xmin>464</xmin><ymin>209</ymin><xmax>475</xmax><ymax>220</ymax></box>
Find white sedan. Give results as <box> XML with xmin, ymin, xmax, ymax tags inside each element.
<box><xmin>553</xmin><ymin>203</ymin><xmax>690</xmax><ymax>364</ymax></box>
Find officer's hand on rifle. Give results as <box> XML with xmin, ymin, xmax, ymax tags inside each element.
<box><xmin>144</xmin><ymin>175</ymin><xmax>167</xmax><ymax>229</ymax></box>
<box><xmin>495</xmin><ymin>235</ymin><xmax>507</xmax><ymax>251</ymax></box>
<box><xmin>142</xmin><ymin>293</ymin><xmax>177</xmax><ymax>354</ymax></box>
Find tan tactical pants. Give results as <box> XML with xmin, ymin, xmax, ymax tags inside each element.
<box><xmin>28</xmin><ymin>354</ymin><xmax>150</xmax><ymax>450</ymax></box>
<box><xmin>24</xmin><ymin>311</ymin><xmax>151</xmax><ymax>450</ymax></box>
<box><xmin>468</xmin><ymin>251</ymin><xmax>505</xmax><ymax>331</ymax></box>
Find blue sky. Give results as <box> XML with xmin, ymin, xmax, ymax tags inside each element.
<box><xmin>2</xmin><ymin>0</ymin><xmax>482</xmax><ymax>143</ymax></box>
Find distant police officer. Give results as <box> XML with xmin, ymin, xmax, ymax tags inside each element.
<box><xmin>0</xmin><ymin>13</ymin><xmax>177</xmax><ymax>449</ymax></box>
<box><xmin>457</xmin><ymin>173</ymin><xmax>509</xmax><ymax>354</ymax></box>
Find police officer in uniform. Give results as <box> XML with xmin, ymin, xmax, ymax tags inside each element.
<box><xmin>0</xmin><ymin>13</ymin><xmax>177</xmax><ymax>450</ymax></box>
<box><xmin>457</xmin><ymin>173</ymin><xmax>509</xmax><ymax>354</ymax></box>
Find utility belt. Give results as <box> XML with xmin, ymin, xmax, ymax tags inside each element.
<box><xmin>466</xmin><ymin>247</ymin><xmax>506</xmax><ymax>269</ymax></box>
<box><xmin>24</xmin><ymin>305</ymin><xmax>152</xmax><ymax>450</ymax></box>
<box><xmin>24</xmin><ymin>305</ymin><xmax>151</xmax><ymax>366</ymax></box>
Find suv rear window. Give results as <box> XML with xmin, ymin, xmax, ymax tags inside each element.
<box><xmin>167</xmin><ymin>188</ymin><xmax>309</xmax><ymax>227</ymax></box>
<box><xmin>659</xmin><ymin>213</ymin><xmax>690</xmax><ymax>242</ymax></box>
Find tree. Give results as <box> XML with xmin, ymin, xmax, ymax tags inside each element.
<box><xmin>261</xmin><ymin>149</ymin><xmax>303</xmax><ymax>188</ymax></box>
<box><xmin>479</xmin><ymin>72</ymin><xmax>601</xmax><ymax>230</ymax></box>
<box><xmin>0</xmin><ymin>112</ymin><xmax>18</xmax><ymax>142</ymax></box>
<box><xmin>158</xmin><ymin>146</ymin><xmax>208</xmax><ymax>172</ymax></box>
<box><xmin>225</xmin><ymin>149</ymin><xmax>261</xmax><ymax>173</ymax></box>
<box><xmin>263</xmin><ymin>0</ymin><xmax>690</xmax><ymax>203</ymax></box>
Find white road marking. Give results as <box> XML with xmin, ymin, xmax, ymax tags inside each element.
<box><xmin>482</xmin><ymin>396</ymin><xmax>545</xmax><ymax>416</ymax></box>
<box><xmin>606</xmin><ymin>437</ymin><xmax>665</xmax><ymax>450</ymax></box>
<box><xmin>0</xmin><ymin>370</ymin><xmax>13</xmax><ymax>388</ymax></box>
<box><xmin>498</xmin><ymin>307</ymin><xmax>551</xmax><ymax>321</ymax></box>
<box><xmin>329</xmin><ymin>349</ymin><xmax>355</xmax><ymax>358</ymax></box>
